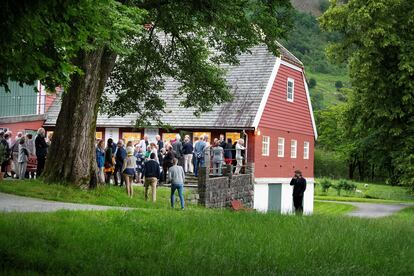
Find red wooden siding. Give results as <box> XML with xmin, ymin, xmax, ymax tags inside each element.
<box><xmin>259</xmin><ymin>64</ymin><xmax>314</xmax><ymax>136</ymax></box>
<box><xmin>253</xmin><ymin>127</ymin><xmax>314</xmax><ymax>178</ymax></box>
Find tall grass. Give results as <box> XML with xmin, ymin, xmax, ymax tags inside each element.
<box><xmin>0</xmin><ymin>208</ymin><xmax>413</xmax><ymax>275</ymax></box>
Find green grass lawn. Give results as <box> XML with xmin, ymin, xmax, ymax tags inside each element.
<box><xmin>0</xmin><ymin>207</ymin><xmax>413</xmax><ymax>275</ymax></box>
<box><xmin>0</xmin><ymin>179</ymin><xmax>198</xmax><ymax>210</ymax></box>
<box><xmin>313</xmin><ymin>201</ymin><xmax>356</xmax><ymax>215</ymax></box>
<box><xmin>315</xmin><ymin>179</ymin><xmax>414</xmax><ymax>203</ymax></box>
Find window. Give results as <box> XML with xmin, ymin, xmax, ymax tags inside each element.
<box><xmin>304</xmin><ymin>141</ymin><xmax>310</xmax><ymax>160</ymax></box>
<box><xmin>291</xmin><ymin>140</ymin><xmax>297</xmax><ymax>158</ymax></box>
<box><xmin>122</xmin><ymin>132</ymin><xmax>142</xmax><ymax>145</ymax></box>
<box><xmin>95</xmin><ymin>131</ymin><xmax>103</xmax><ymax>140</ymax></box>
<box><xmin>226</xmin><ymin>132</ymin><xmax>241</xmax><ymax>144</ymax></box>
<box><xmin>192</xmin><ymin>132</ymin><xmax>211</xmax><ymax>143</ymax></box>
<box><xmin>262</xmin><ymin>136</ymin><xmax>270</xmax><ymax>156</ymax></box>
<box><xmin>287</xmin><ymin>78</ymin><xmax>294</xmax><ymax>102</ymax></box>
<box><xmin>162</xmin><ymin>133</ymin><xmax>178</xmax><ymax>143</ymax></box>
<box><xmin>277</xmin><ymin>137</ymin><xmax>285</xmax><ymax>157</ymax></box>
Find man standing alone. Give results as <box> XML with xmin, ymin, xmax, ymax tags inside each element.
<box><xmin>290</xmin><ymin>170</ymin><xmax>306</xmax><ymax>214</ymax></box>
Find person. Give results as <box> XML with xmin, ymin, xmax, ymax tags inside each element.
<box><xmin>224</xmin><ymin>138</ymin><xmax>233</xmax><ymax>165</ymax></box>
<box><xmin>182</xmin><ymin>136</ymin><xmax>194</xmax><ymax>174</ymax></box>
<box><xmin>168</xmin><ymin>158</ymin><xmax>185</xmax><ymax>209</ymax></box>
<box><xmin>95</xmin><ymin>139</ymin><xmax>105</xmax><ymax>184</ymax></box>
<box><xmin>11</xmin><ymin>132</ymin><xmax>23</xmax><ymax>178</ymax></box>
<box><xmin>143</xmin><ymin>152</ymin><xmax>160</xmax><ymax>202</ymax></box>
<box><xmin>114</xmin><ymin>140</ymin><xmax>127</xmax><ymax>186</ymax></box>
<box><xmin>149</xmin><ymin>142</ymin><xmax>159</xmax><ymax>163</ymax></box>
<box><xmin>134</xmin><ymin>145</ymin><xmax>145</xmax><ymax>184</ymax></box>
<box><xmin>122</xmin><ymin>147</ymin><xmax>137</xmax><ymax>198</ymax></box>
<box><xmin>17</xmin><ymin>138</ymin><xmax>29</xmax><ymax>179</ymax></box>
<box><xmin>192</xmin><ymin>136</ymin><xmax>199</xmax><ymax>173</ymax></box>
<box><xmin>290</xmin><ymin>170</ymin><xmax>307</xmax><ymax>215</ymax></box>
<box><xmin>234</xmin><ymin>139</ymin><xmax>245</xmax><ymax>175</ymax></box>
<box><xmin>104</xmin><ymin>138</ymin><xmax>115</xmax><ymax>184</ymax></box>
<box><xmin>193</xmin><ymin>135</ymin><xmax>206</xmax><ymax>177</ymax></box>
<box><xmin>24</xmin><ymin>133</ymin><xmax>36</xmax><ymax>179</ymax></box>
<box><xmin>0</xmin><ymin>131</ymin><xmax>11</xmax><ymax>181</ymax></box>
<box><xmin>172</xmin><ymin>134</ymin><xmax>184</xmax><ymax>167</ymax></box>
<box><xmin>156</xmin><ymin>135</ymin><xmax>164</xmax><ymax>162</ymax></box>
<box><xmin>211</xmin><ymin>141</ymin><xmax>224</xmax><ymax>176</ymax></box>
<box><xmin>204</xmin><ymin>136</ymin><xmax>211</xmax><ymax>169</ymax></box>
<box><xmin>138</xmin><ymin>134</ymin><xmax>149</xmax><ymax>153</ymax></box>
<box><xmin>219</xmin><ymin>134</ymin><xmax>226</xmax><ymax>148</ymax></box>
<box><xmin>162</xmin><ymin>144</ymin><xmax>175</xmax><ymax>183</ymax></box>
<box><xmin>35</xmin><ymin>128</ymin><xmax>48</xmax><ymax>177</ymax></box>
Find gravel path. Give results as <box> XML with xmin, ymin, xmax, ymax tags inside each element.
<box><xmin>0</xmin><ymin>192</ymin><xmax>133</xmax><ymax>213</ymax></box>
<box><xmin>320</xmin><ymin>200</ymin><xmax>413</xmax><ymax>218</ymax></box>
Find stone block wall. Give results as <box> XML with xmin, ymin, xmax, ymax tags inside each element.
<box><xmin>198</xmin><ymin>166</ymin><xmax>254</xmax><ymax>208</ymax></box>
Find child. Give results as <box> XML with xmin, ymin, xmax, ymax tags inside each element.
<box><xmin>134</xmin><ymin>146</ymin><xmax>145</xmax><ymax>184</ymax></box>
<box><xmin>122</xmin><ymin>147</ymin><xmax>137</xmax><ymax>198</ymax></box>
<box><xmin>18</xmin><ymin>138</ymin><xmax>29</xmax><ymax>179</ymax></box>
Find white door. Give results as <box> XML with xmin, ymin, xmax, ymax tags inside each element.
<box><xmin>105</xmin><ymin>128</ymin><xmax>119</xmax><ymax>143</ymax></box>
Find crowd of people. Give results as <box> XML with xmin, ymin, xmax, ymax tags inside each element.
<box><xmin>97</xmin><ymin>133</ymin><xmax>246</xmax><ymax>209</ymax></box>
<box><xmin>0</xmin><ymin>128</ymin><xmax>50</xmax><ymax>181</ymax></box>
<box><xmin>0</xmin><ymin>129</ymin><xmax>246</xmax><ymax>210</ymax></box>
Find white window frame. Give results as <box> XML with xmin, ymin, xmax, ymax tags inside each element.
<box><xmin>262</xmin><ymin>136</ymin><xmax>270</xmax><ymax>156</ymax></box>
<box><xmin>287</xmin><ymin>78</ymin><xmax>295</xmax><ymax>102</ymax></box>
<box><xmin>304</xmin><ymin>141</ymin><xmax>310</xmax><ymax>160</ymax></box>
<box><xmin>291</xmin><ymin>139</ymin><xmax>297</xmax><ymax>159</ymax></box>
<box><xmin>277</xmin><ymin>137</ymin><xmax>285</xmax><ymax>157</ymax></box>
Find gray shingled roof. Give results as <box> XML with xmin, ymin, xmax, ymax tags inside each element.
<box><xmin>45</xmin><ymin>44</ymin><xmax>299</xmax><ymax>129</ymax></box>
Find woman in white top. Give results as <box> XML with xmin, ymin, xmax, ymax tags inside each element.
<box><xmin>150</xmin><ymin>142</ymin><xmax>159</xmax><ymax>164</ymax></box>
<box><xmin>235</xmin><ymin>139</ymin><xmax>245</xmax><ymax>175</ymax></box>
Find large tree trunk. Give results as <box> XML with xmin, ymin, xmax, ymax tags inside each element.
<box><xmin>42</xmin><ymin>47</ymin><xmax>116</xmax><ymax>187</ymax></box>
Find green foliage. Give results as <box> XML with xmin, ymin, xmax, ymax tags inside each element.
<box><xmin>335</xmin><ymin>80</ymin><xmax>343</xmax><ymax>90</ymax></box>
<box><xmin>314</xmin><ymin>148</ymin><xmax>348</xmax><ymax>179</ymax></box>
<box><xmin>319</xmin><ymin>178</ymin><xmax>333</xmax><ymax>193</ymax></box>
<box><xmin>320</xmin><ymin>0</ymin><xmax>414</xmax><ymax>190</ymax></box>
<box><xmin>308</xmin><ymin>78</ymin><xmax>317</xmax><ymax>88</ymax></box>
<box><xmin>319</xmin><ymin>0</ymin><xmax>331</xmax><ymax>12</ymax></box>
<box><xmin>0</xmin><ymin>0</ymin><xmax>145</xmax><ymax>91</ymax></box>
<box><xmin>337</xmin><ymin>179</ymin><xmax>357</xmax><ymax>195</ymax></box>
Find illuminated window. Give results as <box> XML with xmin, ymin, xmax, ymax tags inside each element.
<box><xmin>278</xmin><ymin>137</ymin><xmax>285</xmax><ymax>157</ymax></box>
<box><xmin>122</xmin><ymin>132</ymin><xmax>141</xmax><ymax>145</ymax></box>
<box><xmin>225</xmin><ymin>132</ymin><xmax>241</xmax><ymax>144</ymax></box>
<box><xmin>193</xmin><ymin>132</ymin><xmax>211</xmax><ymax>143</ymax></box>
<box><xmin>291</xmin><ymin>139</ymin><xmax>297</xmax><ymax>159</ymax></box>
<box><xmin>262</xmin><ymin>136</ymin><xmax>270</xmax><ymax>156</ymax></box>
<box><xmin>304</xmin><ymin>141</ymin><xmax>310</xmax><ymax>160</ymax></box>
<box><xmin>287</xmin><ymin>78</ymin><xmax>294</xmax><ymax>102</ymax></box>
<box><xmin>162</xmin><ymin>133</ymin><xmax>178</xmax><ymax>143</ymax></box>
<box><xmin>95</xmin><ymin>132</ymin><xmax>103</xmax><ymax>140</ymax></box>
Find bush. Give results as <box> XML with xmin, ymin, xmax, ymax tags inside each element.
<box><xmin>308</xmin><ymin>78</ymin><xmax>317</xmax><ymax>89</ymax></box>
<box><xmin>320</xmin><ymin>178</ymin><xmax>332</xmax><ymax>193</ymax></box>
<box><xmin>334</xmin><ymin>179</ymin><xmax>357</xmax><ymax>196</ymax></box>
<box><xmin>335</xmin><ymin>80</ymin><xmax>343</xmax><ymax>90</ymax></box>
<box><xmin>319</xmin><ymin>0</ymin><xmax>330</xmax><ymax>13</ymax></box>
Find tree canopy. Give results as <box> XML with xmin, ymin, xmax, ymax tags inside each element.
<box><xmin>320</xmin><ymin>0</ymin><xmax>414</xmax><ymax>189</ymax></box>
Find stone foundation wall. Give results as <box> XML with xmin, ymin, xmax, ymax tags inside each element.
<box><xmin>198</xmin><ymin>165</ymin><xmax>254</xmax><ymax>208</ymax></box>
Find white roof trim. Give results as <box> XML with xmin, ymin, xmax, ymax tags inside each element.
<box><xmin>302</xmin><ymin>71</ymin><xmax>318</xmax><ymax>140</ymax></box>
<box><xmin>280</xmin><ymin>60</ymin><xmax>303</xmax><ymax>72</ymax></box>
<box><xmin>253</xmin><ymin>57</ymin><xmax>281</xmax><ymax>128</ymax></box>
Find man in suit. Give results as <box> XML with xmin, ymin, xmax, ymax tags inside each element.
<box><xmin>290</xmin><ymin>169</ymin><xmax>307</xmax><ymax>214</ymax></box>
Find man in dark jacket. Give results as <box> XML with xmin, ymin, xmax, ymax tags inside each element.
<box><xmin>35</xmin><ymin>128</ymin><xmax>49</xmax><ymax>177</ymax></box>
<box><xmin>114</xmin><ymin>140</ymin><xmax>127</xmax><ymax>186</ymax></box>
<box><xmin>290</xmin><ymin>169</ymin><xmax>307</xmax><ymax>214</ymax></box>
<box><xmin>0</xmin><ymin>131</ymin><xmax>11</xmax><ymax>181</ymax></box>
<box><xmin>144</xmin><ymin>153</ymin><xmax>160</xmax><ymax>202</ymax></box>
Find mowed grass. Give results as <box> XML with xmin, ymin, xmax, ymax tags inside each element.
<box><xmin>0</xmin><ymin>179</ymin><xmax>198</xmax><ymax>209</ymax></box>
<box><xmin>0</xmin><ymin>207</ymin><xmax>413</xmax><ymax>275</ymax></box>
<box><xmin>313</xmin><ymin>201</ymin><xmax>356</xmax><ymax>215</ymax></box>
<box><xmin>315</xmin><ymin>179</ymin><xmax>414</xmax><ymax>203</ymax></box>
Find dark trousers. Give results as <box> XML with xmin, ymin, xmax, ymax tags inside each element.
<box><xmin>114</xmin><ymin>165</ymin><xmax>124</xmax><ymax>186</ymax></box>
<box><xmin>36</xmin><ymin>156</ymin><xmax>46</xmax><ymax>177</ymax></box>
<box><xmin>293</xmin><ymin>195</ymin><xmax>304</xmax><ymax>214</ymax></box>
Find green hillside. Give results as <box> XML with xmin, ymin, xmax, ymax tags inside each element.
<box><xmin>285</xmin><ymin>1</ymin><xmax>349</xmax><ymax>111</ymax></box>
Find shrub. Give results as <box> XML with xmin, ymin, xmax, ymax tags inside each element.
<box><xmin>320</xmin><ymin>178</ymin><xmax>332</xmax><ymax>193</ymax></box>
<box><xmin>319</xmin><ymin>0</ymin><xmax>330</xmax><ymax>13</ymax></box>
<box><xmin>335</xmin><ymin>179</ymin><xmax>357</xmax><ymax>196</ymax></box>
<box><xmin>308</xmin><ymin>78</ymin><xmax>317</xmax><ymax>89</ymax></box>
<box><xmin>335</xmin><ymin>80</ymin><xmax>343</xmax><ymax>90</ymax></box>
